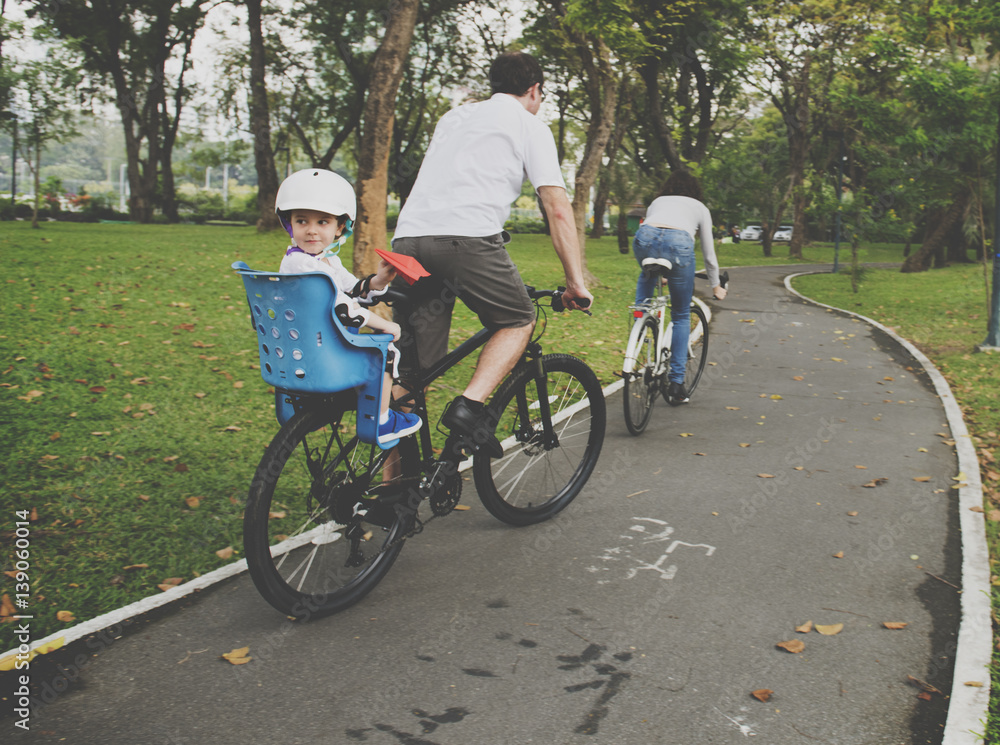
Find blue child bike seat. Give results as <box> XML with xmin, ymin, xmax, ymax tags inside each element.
<box><xmin>231</xmin><ymin>261</ymin><xmax>397</xmax><ymax>448</ymax></box>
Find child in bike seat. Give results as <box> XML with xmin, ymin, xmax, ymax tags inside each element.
<box><xmin>275</xmin><ymin>168</ymin><xmax>421</xmax><ymax>444</ymax></box>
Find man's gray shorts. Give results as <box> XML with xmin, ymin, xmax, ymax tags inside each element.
<box><xmin>390</xmin><ymin>233</ymin><xmax>535</xmax><ymax>373</ymax></box>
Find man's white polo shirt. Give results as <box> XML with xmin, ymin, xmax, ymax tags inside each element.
<box><xmin>394</xmin><ymin>93</ymin><xmax>566</xmax><ymax>239</ymax></box>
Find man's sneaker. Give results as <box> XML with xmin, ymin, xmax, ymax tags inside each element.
<box><xmin>666</xmin><ymin>381</ymin><xmax>690</xmax><ymax>406</ymax></box>
<box><xmin>378</xmin><ymin>409</ymin><xmax>422</xmax><ymax>444</ymax></box>
<box><xmin>441</xmin><ymin>395</ymin><xmax>503</xmax><ymax>458</ymax></box>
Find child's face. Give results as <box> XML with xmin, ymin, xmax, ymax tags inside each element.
<box><xmin>289</xmin><ymin>209</ymin><xmax>345</xmax><ymax>253</ymax></box>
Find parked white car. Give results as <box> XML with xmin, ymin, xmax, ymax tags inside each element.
<box><xmin>773</xmin><ymin>225</ymin><xmax>793</xmax><ymax>242</ymax></box>
<box><xmin>740</xmin><ymin>225</ymin><xmax>763</xmax><ymax>241</ymax></box>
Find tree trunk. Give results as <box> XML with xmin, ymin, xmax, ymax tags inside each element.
<box><xmin>30</xmin><ymin>135</ymin><xmax>40</xmax><ymax>229</ymax></box>
<box><xmin>568</xmin><ymin>37</ymin><xmax>618</xmax><ymax>283</ymax></box>
<box><xmin>783</xmin><ymin>54</ymin><xmax>811</xmax><ymax>260</ymax></box>
<box><xmin>246</xmin><ymin>0</ymin><xmax>281</xmax><ymax>232</ymax></box>
<box><xmin>590</xmin><ymin>79</ymin><xmax>630</xmax><ymax>241</ymax></box>
<box><xmin>590</xmin><ymin>177</ymin><xmax>609</xmax><ymax>239</ymax></box>
<box><xmin>617</xmin><ymin>205</ymin><xmax>630</xmax><ymax>254</ymax></box>
<box><xmin>639</xmin><ymin>57</ymin><xmax>683</xmax><ymax>175</ymax></box>
<box><xmin>352</xmin><ymin>0</ymin><xmax>420</xmax><ymax>278</ymax></box>
<box><xmin>760</xmin><ymin>219</ymin><xmax>773</xmax><ymax>258</ymax></box>
<box><xmin>900</xmin><ymin>193</ymin><xmax>969</xmax><ymax>273</ymax></box>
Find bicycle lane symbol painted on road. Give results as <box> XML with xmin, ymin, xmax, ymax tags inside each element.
<box><xmin>588</xmin><ymin>518</ymin><xmax>716</xmax><ymax>584</ymax></box>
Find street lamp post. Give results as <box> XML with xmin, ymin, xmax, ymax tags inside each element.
<box><xmin>832</xmin><ymin>132</ymin><xmax>845</xmax><ymax>274</ymax></box>
<box><xmin>979</xmin><ymin>101</ymin><xmax>1000</xmax><ymax>351</ymax></box>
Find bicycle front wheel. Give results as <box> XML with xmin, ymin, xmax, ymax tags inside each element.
<box><xmin>243</xmin><ymin>402</ymin><xmax>418</xmax><ymax>619</ymax></box>
<box><xmin>623</xmin><ymin>317</ymin><xmax>659</xmax><ymax>435</ymax></box>
<box><xmin>661</xmin><ymin>302</ymin><xmax>710</xmax><ymax>403</ymax></box>
<box><xmin>473</xmin><ymin>354</ymin><xmax>606</xmax><ymax>526</ymax></box>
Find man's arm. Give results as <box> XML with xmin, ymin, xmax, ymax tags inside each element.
<box><xmin>537</xmin><ymin>185</ymin><xmax>594</xmax><ymax>310</ymax></box>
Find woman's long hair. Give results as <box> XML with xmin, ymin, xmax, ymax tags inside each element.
<box><xmin>658</xmin><ymin>171</ymin><xmax>704</xmax><ymax>202</ymax></box>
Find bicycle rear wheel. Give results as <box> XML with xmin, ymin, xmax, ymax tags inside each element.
<box><xmin>623</xmin><ymin>317</ymin><xmax>659</xmax><ymax>435</ymax></box>
<box><xmin>661</xmin><ymin>302</ymin><xmax>710</xmax><ymax>402</ymax></box>
<box><xmin>243</xmin><ymin>401</ymin><xmax>418</xmax><ymax>619</ymax></box>
<box><xmin>473</xmin><ymin>354</ymin><xmax>606</xmax><ymax>526</ymax></box>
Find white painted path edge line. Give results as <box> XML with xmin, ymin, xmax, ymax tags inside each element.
<box><xmin>785</xmin><ymin>272</ymin><xmax>991</xmax><ymax>745</ymax></box>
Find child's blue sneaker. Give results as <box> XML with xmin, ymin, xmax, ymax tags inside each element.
<box><xmin>378</xmin><ymin>409</ymin><xmax>422</xmax><ymax>445</ymax></box>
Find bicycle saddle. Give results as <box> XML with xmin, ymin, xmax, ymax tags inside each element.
<box><xmin>640</xmin><ymin>257</ymin><xmax>674</xmax><ymax>277</ymax></box>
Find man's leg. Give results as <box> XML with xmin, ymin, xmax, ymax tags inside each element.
<box><xmin>462</xmin><ymin>322</ymin><xmax>534</xmax><ymax>402</ymax></box>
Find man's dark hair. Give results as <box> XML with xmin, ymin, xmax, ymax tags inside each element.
<box><xmin>658</xmin><ymin>170</ymin><xmax>704</xmax><ymax>202</ymax></box>
<box><xmin>489</xmin><ymin>51</ymin><xmax>544</xmax><ymax>96</ymax></box>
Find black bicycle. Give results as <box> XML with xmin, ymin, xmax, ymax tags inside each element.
<box><xmin>235</xmin><ymin>271</ymin><xmax>606</xmax><ymax>620</ymax></box>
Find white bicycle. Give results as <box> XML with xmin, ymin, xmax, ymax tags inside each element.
<box><xmin>621</xmin><ymin>258</ymin><xmax>728</xmax><ymax>435</ymax></box>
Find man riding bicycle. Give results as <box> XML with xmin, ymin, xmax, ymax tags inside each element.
<box><xmin>391</xmin><ymin>51</ymin><xmax>593</xmax><ymax>458</ymax></box>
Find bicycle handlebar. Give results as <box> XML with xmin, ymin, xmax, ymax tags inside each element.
<box><xmin>694</xmin><ymin>270</ymin><xmax>730</xmax><ymax>290</ymax></box>
<box><xmin>527</xmin><ymin>286</ymin><xmax>592</xmax><ymax>316</ymax></box>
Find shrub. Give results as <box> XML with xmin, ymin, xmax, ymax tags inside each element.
<box><xmin>504</xmin><ymin>214</ymin><xmax>547</xmax><ymax>234</ymax></box>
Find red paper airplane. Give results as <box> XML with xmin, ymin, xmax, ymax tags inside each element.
<box><xmin>375</xmin><ymin>248</ymin><xmax>431</xmax><ymax>285</ymax></box>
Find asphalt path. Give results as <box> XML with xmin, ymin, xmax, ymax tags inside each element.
<box><xmin>7</xmin><ymin>265</ymin><xmax>988</xmax><ymax>744</ymax></box>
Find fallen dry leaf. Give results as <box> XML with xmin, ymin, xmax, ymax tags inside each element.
<box><xmin>751</xmin><ymin>689</ymin><xmax>773</xmax><ymax>702</ymax></box>
<box><xmin>453</xmin><ymin>505</ymin><xmax>471</xmax><ymax>511</ymax></box>
<box><xmin>964</xmin><ymin>681</ymin><xmax>984</xmax><ymax>687</ymax></box>
<box><xmin>679</xmin><ymin>432</ymin><xmax>694</xmax><ymax>437</ymax></box>
<box><xmin>739</xmin><ymin>443</ymin><xmax>751</xmax><ymax>448</ymax></box>
<box><xmin>815</xmin><ymin>623</ymin><xmax>844</xmax><ymax>636</ymax></box>
<box><xmin>776</xmin><ymin>639</ymin><xmax>805</xmax><ymax>653</ymax></box>
<box><xmin>185</xmin><ymin>496</ymin><xmax>201</xmax><ymax>509</ymax></box>
<box><xmin>832</xmin><ymin>551</ymin><xmax>844</xmax><ymax>559</ymax></box>
<box><xmin>907</xmin><ymin>675</ymin><xmax>942</xmax><ymax>695</ymax></box>
<box><xmin>882</xmin><ymin>622</ymin><xmax>908</xmax><ymax>630</ymax></box>
<box><xmin>221</xmin><ymin>646</ymin><xmax>252</xmax><ymax>665</ymax></box>
<box><xmin>795</xmin><ymin>621</ymin><xmax>813</xmax><ymax>633</ymax></box>
<box><xmin>0</xmin><ymin>593</ymin><xmax>17</xmax><ymax>619</ymax></box>
<box><xmin>268</xmin><ymin>511</ymin><xmax>287</xmax><ymax>520</ymax></box>
<box><xmin>757</xmin><ymin>473</ymin><xmax>775</xmax><ymax>479</ymax></box>
<box><xmin>726</xmin><ymin>406</ymin><xmax>741</xmax><ymax>410</ymax></box>
<box><xmin>862</xmin><ymin>478</ymin><xmax>889</xmax><ymax>488</ymax></box>
<box><xmin>847</xmin><ymin>511</ymin><xmax>859</xmax><ymax>516</ymax></box>
<box><xmin>913</xmin><ymin>476</ymin><xmax>932</xmax><ymax>482</ymax></box>
<box><xmin>216</xmin><ymin>546</ymin><xmax>235</xmax><ymax>560</ymax></box>
<box><xmin>770</xmin><ymin>394</ymin><xmax>783</xmax><ymax>400</ymax></box>
<box><xmin>56</xmin><ymin>610</ymin><xmax>76</xmax><ymax>623</ymax></box>
<box><xmin>122</xmin><ymin>563</ymin><xmax>148</xmax><ymax>571</ymax></box>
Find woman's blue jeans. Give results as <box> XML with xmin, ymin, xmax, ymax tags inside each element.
<box><xmin>632</xmin><ymin>224</ymin><xmax>696</xmax><ymax>384</ymax></box>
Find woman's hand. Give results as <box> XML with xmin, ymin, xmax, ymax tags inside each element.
<box><xmin>713</xmin><ymin>284</ymin><xmax>728</xmax><ymax>301</ymax></box>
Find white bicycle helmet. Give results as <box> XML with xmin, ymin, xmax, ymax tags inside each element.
<box><xmin>275</xmin><ymin>168</ymin><xmax>356</xmax><ymax>249</ymax></box>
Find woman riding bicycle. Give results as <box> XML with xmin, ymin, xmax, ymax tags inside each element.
<box><xmin>631</xmin><ymin>171</ymin><xmax>728</xmax><ymax>405</ymax></box>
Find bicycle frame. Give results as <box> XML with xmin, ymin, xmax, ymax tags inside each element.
<box><xmin>623</xmin><ymin>294</ymin><xmax>670</xmax><ymax>377</ymax></box>
<box><xmin>386</xmin><ymin>290</ymin><xmax>560</xmax><ymax>469</ymax></box>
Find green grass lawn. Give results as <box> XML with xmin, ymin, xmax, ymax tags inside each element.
<box><xmin>1</xmin><ymin>223</ymin><xmax>994</xmax><ymax>696</ymax></box>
